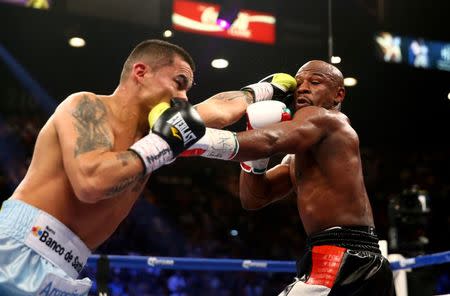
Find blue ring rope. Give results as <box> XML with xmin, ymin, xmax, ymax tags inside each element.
<box><xmin>87</xmin><ymin>250</ymin><xmax>450</xmax><ymax>273</ymax></box>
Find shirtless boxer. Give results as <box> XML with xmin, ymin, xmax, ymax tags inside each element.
<box><xmin>0</xmin><ymin>39</ymin><xmax>296</xmax><ymax>295</ymax></box>
<box><xmin>183</xmin><ymin>60</ymin><xmax>396</xmax><ymax>295</ymax></box>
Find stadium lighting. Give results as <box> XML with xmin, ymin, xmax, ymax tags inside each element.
<box><xmin>163</xmin><ymin>30</ymin><xmax>173</xmax><ymax>38</ymax></box>
<box><xmin>211</xmin><ymin>58</ymin><xmax>229</xmax><ymax>69</ymax></box>
<box><xmin>68</xmin><ymin>37</ymin><xmax>85</xmax><ymax>48</ymax></box>
<box><xmin>331</xmin><ymin>56</ymin><xmax>341</xmax><ymax>64</ymax></box>
<box><xmin>344</xmin><ymin>77</ymin><xmax>357</xmax><ymax>87</ymax></box>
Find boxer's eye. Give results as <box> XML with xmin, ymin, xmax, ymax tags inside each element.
<box><xmin>174</xmin><ymin>76</ymin><xmax>184</xmax><ymax>90</ymax></box>
<box><xmin>174</xmin><ymin>75</ymin><xmax>192</xmax><ymax>91</ymax></box>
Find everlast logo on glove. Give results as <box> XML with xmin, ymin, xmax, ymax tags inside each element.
<box><xmin>129</xmin><ymin>98</ymin><xmax>206</xmax><ymax>174</ymax></box>
<box><xmin>144</xmin><ymin>98</ymin><xmax>206</xmax><ymax>158</ymax></box>
<box><xmin>166</xmin><ymin>112</ymin><xmax>198</xmax><ymax>146</ymax></box>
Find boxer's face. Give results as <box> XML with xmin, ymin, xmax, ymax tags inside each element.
<box><xmin>136</xmin><ymin>55</ymin><xmax>194</xmax><ymax>104</ymax></box>
<box><xmin>294</xmin><ymin>61</ymin><xmax>344</xmax><ymax>110</ymax></box>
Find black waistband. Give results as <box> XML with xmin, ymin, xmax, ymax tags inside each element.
<box><xmin>306</xmin><ymin>226</ymin><xmax>381</xmax><ymax>254</ymax></box>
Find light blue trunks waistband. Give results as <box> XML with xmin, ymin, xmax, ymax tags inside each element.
<box><xmin>0</xmin><ymin>199</ymin><xmax>91</xmax><ymax>278</ymax></box>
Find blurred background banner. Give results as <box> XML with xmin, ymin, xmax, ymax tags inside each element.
<box><xmin>0</xmin><ymin>0</ymin><xmax>51</xmax><ymax>9</ymax></box>
<box><xmin>375</xmin><ymin>31</ymin><xmax>450</xmax><ymax>71</ymax></box>
<box><xmin>172</xmin><ymin>0</ymin><xmax>276</xmax><ymax>44</ymax></box>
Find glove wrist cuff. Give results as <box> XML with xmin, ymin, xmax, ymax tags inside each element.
<box><xmin>129</xmin><ymin>133</ymin><xmax>174</xmax><ymax>175</ymax></box>
<box><xmin>241</xmin><ymin>82</ymin><xmax>274</xmax><ymax>102</ymax></box>
<box><xmin>240</xmin><ymin>158</ymin><xmax>270</xmax><ymax>174</ymax></box>
<box><xmin>201</xmin><ymin>128</ymin><xmax>239</xmax><ymax>160</ymax></box>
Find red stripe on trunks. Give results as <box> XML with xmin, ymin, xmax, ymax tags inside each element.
<box><xmin>306</xmin><ymin>245</ymin><xmax>346</xmax><ymax>288</ymax></box>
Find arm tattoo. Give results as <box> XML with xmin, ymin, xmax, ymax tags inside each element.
<box><xmin>212</xmin><ymin>91</ymin><xmax>254</xmax><ymax>105</ymax></box>
<box><xmin>73</xmin><ymin>95</ymin><xmax>112</xmax><ymax>157</ymax></box>
<box><xmin>132</xmin><ymin>175</ymin><xmax>147</xmax><ymax>192</ymax></box>
<box><xmin>116</xmin><ymin>151</ymin><xmax>140</xmax><ymax>167</ymax></box>
<box><xmin>241</xmin><ymin>90</ymin><xmax>254</xmax><ymax>104</ymax></box>
<box><xmin>104</xmin><ymin>153</ymin><xmax>145</xmax><ymax>197</ymax></box>
<box><xmin>105</xmin><ymin>173</ymin><xmax>144</xmax><ymax>198</ymax></box>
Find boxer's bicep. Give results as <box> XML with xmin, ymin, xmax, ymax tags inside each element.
<box><xmin>278</xmin><ymin>109</ymin><xmax>328</xmax><ymax>153</ymax></box>
<box><xmin>194</xmin><ymin>91</ymin><xmax>252</xmax><ymax>128</ymax></box>
<box><xmin>260</xmin><ymin>107</ymin><xmax>330</xmax><ymax>155</ymax></box>
<box><xmin>234</xmin><ymin>108</ymin><xmax>329</xmax><ymax>160</ymax></box>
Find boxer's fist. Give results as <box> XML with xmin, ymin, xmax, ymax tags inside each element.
<box><xmin>241</xmin><ymin>73</ymin><xmax>297</xmax><ymax>102</ymax></box>
<box><xmin>246</xmin><ymin>100</ymin><xmax>291</xmax><ymax>129</ymax></box>
<box><xmin>150</xmin><ymin>98</ymin><xmax>206</xmax><ymax>156</ymax></box>
<box><xmin>264</xmin><ymin>73</ymin><xmax>298</xmax><ymax>94</ymax></box>
<box><xmin>240</xmin><ymin>100</ymin><xmax>291</xmax><ymax>174</ymax></box>
<box><xmin>148</xmin><ymin>101</ymin><xmax>170</xmax><ymax>128</ymax></box>
<box><xmin>129</xmin><ymin>99</ymin><xmax>206</xmax><ymax>174</ymax></box>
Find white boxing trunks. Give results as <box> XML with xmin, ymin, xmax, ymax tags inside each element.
<box><xmin>0</xmin><ymin>199</ymin><xmax>92</xmax><ymax>295</ymax></box>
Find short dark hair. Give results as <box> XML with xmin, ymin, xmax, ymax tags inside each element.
<box><xmin>120</xmin><ymin>39</ymin><xmax>195</xmax><ymax>82</ymax></box>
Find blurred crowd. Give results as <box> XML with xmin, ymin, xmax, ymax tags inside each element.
<box><xmin>0</xmin><ymin>82</ymin><xmax>449</xmax><ymax>295</ymax></box>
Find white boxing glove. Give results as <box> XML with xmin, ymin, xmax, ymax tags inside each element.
<box><xmin>246</xmin><ymin>100</ymin><xmax>291</xmax><ymax>129</ymax></box>
<box><xmin>241</xmin><ymin>100</ymin><xmax>291</xmax><ymax>174</ymax></box>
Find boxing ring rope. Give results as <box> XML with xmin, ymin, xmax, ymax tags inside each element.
<box><xmin>88</xmin><ymin>251</ymin><xmax>450</xmax><ymax>296</ymax></box>
<box><xmin>87</xmin><ymin>250</ymin><xmax>450</xmax><ymax>272</ymax></box>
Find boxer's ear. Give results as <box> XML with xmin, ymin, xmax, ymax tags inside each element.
<box><xmin>132</xmin><ymin>62</ymin><xmax>149</xmax><ymax>82</ymax></box>
<box><xmin>335</xmin><ymin>86</ymin><xmax>345</xmax><ymax>103</ymax></box>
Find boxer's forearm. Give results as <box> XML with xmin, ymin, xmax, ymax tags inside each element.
<box><xmin>70</xmin><ymin>150</ymin><xmax>145</xmax><ymax>203</ymax></box>
<box><xmin>195</xmin><ymin>91</ymin><xmax>253</xmax><ymax>128</ymax></box>
<box><xmin>239</xmin><ymin>163</ymin><xmax>293</xmax><ymax>210</ymax></box>
<box><xmin>239</xmin><ymin>172</ymin><xmax>274</xmax><ymax>210</ymax></box>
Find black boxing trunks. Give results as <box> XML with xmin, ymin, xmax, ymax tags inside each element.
<box><xmin>278</xmin><ymin>226</ymin><xmax>396</xmax><ymax>296</ymax></box>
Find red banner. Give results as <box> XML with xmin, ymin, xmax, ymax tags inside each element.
<box><xmin>172</xmin><ymin>0</ymin><xmax>276</xmax><ymax>45</ymax></box>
